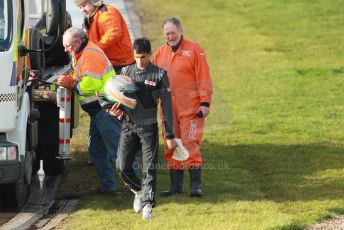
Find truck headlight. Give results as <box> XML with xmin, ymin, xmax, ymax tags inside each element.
<box><xmin>0</xmin><ymin>146</ymin><xmax>17</xmax><ymax>160</ymax></box>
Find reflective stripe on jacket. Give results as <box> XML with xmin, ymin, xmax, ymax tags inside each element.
<box><xmin>87</xmin><ymin>4</ymin><xmax>134</xmax><ymax>67</ymax></box>
<box><xmin>72</xmin><ymin>41</ymin><xmax>116</xmax><ymax>115</ymax></box>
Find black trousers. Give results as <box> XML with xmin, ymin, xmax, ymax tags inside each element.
<box><xmin>117</xmin><ymin>120</ymin><xmax>158</xmax><ymax>206</ymax></box>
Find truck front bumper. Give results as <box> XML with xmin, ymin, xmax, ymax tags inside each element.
<box><xmin>0</xmin><ymin>161</ymin><xmax>20</xmax><ymax>183</ymax></box>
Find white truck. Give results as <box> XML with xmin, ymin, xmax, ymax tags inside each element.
<box><xmin>0</xmin><ymin>0</ymin><xmax>78</xmax><ymax>208</ymax></box>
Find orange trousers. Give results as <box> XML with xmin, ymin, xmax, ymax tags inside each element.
<box><xmin>164</xmin><ymin>112</ymin><xmax>205</xmax><ymax>170</ymax></box>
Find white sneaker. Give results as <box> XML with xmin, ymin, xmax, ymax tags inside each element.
<box><xmin>142</xmin><ymin>204</ymin><xmax>153</xmax><ymax>220</ymax></box>
<box><xmin>131</xmin><ymin>189</ymin><xmax>142</xmax><ymax>213</ymax></box>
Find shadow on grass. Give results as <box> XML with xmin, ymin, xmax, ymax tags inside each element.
<box><xmin>59</xmin><ymin>142</ymin><xmax>344</xmax><ymax>213</ymax></box>
<box><xmin>327</xmin><ymin>207</ymin><xmax>344</xmax><ymax>215</ymax></box>
<box><xmin>196</xmin><ymin>142</ymin><xmax>344</xmax><ymax>203</ymax></box>
<box><xmin>57</xmin><ymin>150</ymin><xmax>138</xmax><ymax>212</ymax></box>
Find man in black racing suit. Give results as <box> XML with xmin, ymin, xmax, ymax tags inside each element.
<box><xmin>109</xmin><ymin>37</ymin><xmax>176</xmax><ymax>220</ymax></box>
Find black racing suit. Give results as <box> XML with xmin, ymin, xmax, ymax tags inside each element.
<box><xmin>117</xmin><ymin>63</ymin><xmax>174</xmax><ymax>207</ymax></box>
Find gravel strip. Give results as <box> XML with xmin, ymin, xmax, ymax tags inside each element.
<box><xmin>305</xmin><ymin>215</ymin><xmax>344</xmax><ymax>230</ymax></box>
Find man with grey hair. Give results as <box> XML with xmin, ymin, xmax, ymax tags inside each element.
<box><xmin>73</xmin><ymin>0</ymin><xmax>134</xmax><ymax>74</ymax></box>
<box><xmin>153</xmin><ymin>17</ymin><xmax>213</xmax><ymax>198</ymax></box>
<box><xmin>57</xmin><ymin>27</ymin><xmax>120</xmax><ymax>196</ymax></box>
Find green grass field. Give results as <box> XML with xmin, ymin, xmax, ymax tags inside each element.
<box><xmin>56</xmin><ymin>0</ymin><xmax>344</xmax><ymax>229</ymax></box>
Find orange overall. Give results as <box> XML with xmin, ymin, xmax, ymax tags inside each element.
<box><xmin>86</xmin><ymin>4</ymin><xmax>134</xmax><ymax>67</ymax></box>
<box><xmin>153</xmin><ymin>38</ymin><xmax>213</xmax><ymax>169</ymax></box>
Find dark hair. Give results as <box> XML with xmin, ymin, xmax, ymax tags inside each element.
<box><xmin>133</xmin><ymin>37</ymin><xmax>151</xmax><ymax>54</ymax></box>
<box><xmin>162</xmin><ymin>16</ymin><xmax>183</xmax><ymax>31</ymax></box>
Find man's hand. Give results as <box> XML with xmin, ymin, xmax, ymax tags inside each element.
<box><xmin>166</xmin><ymin>138</ymin><xmax>177</xmax><ymax>151</ymax></box>
<box><xmin>57</xmin><ymin>74</ymin><xmax>75</xmax><ymax>90</ymax></box>
<box><xmin>197</xmin><ymin>105</ymin><xmax>210</xmax><ymax>118</ymax></box>
<box><xmin>107</xmin><ymin>103</ymin><xmax>124</xmax><ymax>119</ymax></box>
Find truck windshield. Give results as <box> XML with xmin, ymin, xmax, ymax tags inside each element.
<box><xmin>0</xmin><ymin>0</ymin><xmax>12</xmax><ymax>51</ymax></box>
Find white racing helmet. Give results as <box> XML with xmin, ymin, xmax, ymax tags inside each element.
<box><xmin>103</xmin><ymin>75</ymin><xmax>138</xmax><ymax>109</ymax></box>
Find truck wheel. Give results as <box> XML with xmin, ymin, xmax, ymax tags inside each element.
<box><xmin>65</xmin><ymin>11</ymin><xmax>72</xmax><ymax>31</ymax></box>
<box><xmin>24</xmin><ymin>151</ymin><xmax>33</xmax><ymax>185</ymax></box>
<box><xmin>43</xmin><ymin>158</ymin><xmax>65</xmax><ymax>176</ymax></box>
<box><xmin>58</xmin><ymin>0</ymin><xmax>67</xmax><ymax>35</ymax></box>
<box><xmin>29</xmin><ymin>28</ymin><xmax>45</xmax><ymax>72</ymax></box>
<box><xmin>45</xmin><ymin>0</ymin><xmax>60</xmax><ymax>36</ymax></box>
<box><xmin>13</xmin><ymin>176</ymin><xmax>29</xmax><ymax>209</ymax></box>
<box><xmin>0</xmin><ymin>176</ymin><xmax>29</xmax><ymax>209</ymax></box>
<box><xmin>44</xmin><ymin>0</ymin><xmax>70</xmax><ymax>67</ymax></box>
<box><xmin>46</xmin><ymin>0</ymin><xmax>67</xmax><ymax>37</ymax></box>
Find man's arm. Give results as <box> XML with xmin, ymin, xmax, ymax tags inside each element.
<box><xmin>157</xmin><ymin>70</ymin><xmax>175</xmax><ymax>140</ymax></box>
<box><xmin>194</xmin><ymin>43</ymin><xmax>213</xmax><ymax>118</ymax></box>
<box><xmin>158</xmin><ymin>72</ymin><xmax>177</xmax><ymax>151</ymax></box>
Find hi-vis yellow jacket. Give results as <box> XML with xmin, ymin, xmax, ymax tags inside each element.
<box><xmin>72</xmin><ymin>40</ymin><xmax>115</xmax><ymax>115</ymax></box>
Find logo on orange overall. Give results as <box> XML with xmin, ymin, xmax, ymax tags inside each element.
<box><xmin>189</xmin><ymin>120</ymin><xmax>198</xmax><ymax>139</ymax></box>
<box><xmin>181</xmin><ymin>50</ymin><xmax>192</xmax><ymax>57</ymax></box>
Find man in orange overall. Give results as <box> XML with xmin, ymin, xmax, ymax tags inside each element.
<box><xmin>152</xmin><ymin>17</ymin><xmax>213</xmax><ymax>197</ymax></box>
<box><xmin>73</xmin><ymin>0</ymin><xmax>134</xmax><ymax>74</ymax></box>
